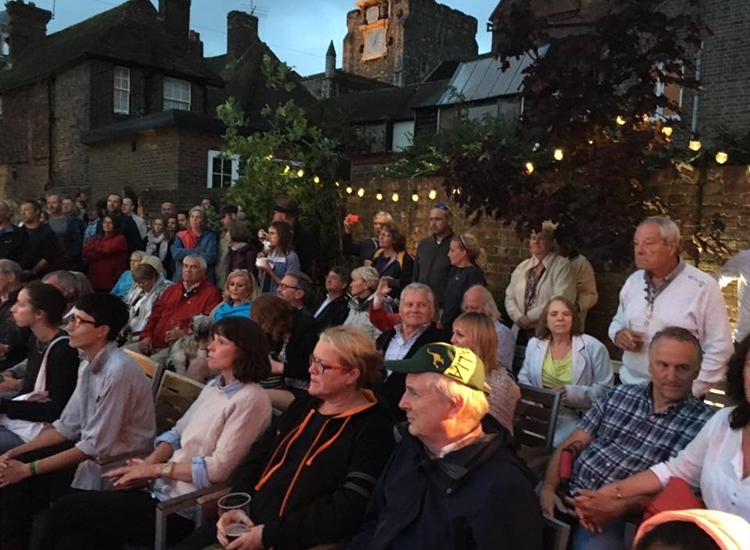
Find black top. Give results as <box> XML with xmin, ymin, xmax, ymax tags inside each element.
<box><xmin>0</xmin><ymin>287</ymin><xmax>31</xmax><ymax>371</ymax></box>
<box><xmin>440</xmin><ymin>264</ymin><xmax>487</xmax><ymax>329</ymax></box>
<box><xmin>24</xmin><ymin>224</ymin><xmax>64</xmax><ymax>275</ymax></box>
<box><xmin>292</xmin><ymin>221</ymin><xmax>316</xmax><ymax>277</ymax></box>
<box><xmin>313</xmin><ymin>294</ymin><xmax>350</xmax><ymax>332</ymax></box>
<box><xmin>0</xmin><ymin>225</ymin><xmax>32</xmax><ymax>269</ymax></box>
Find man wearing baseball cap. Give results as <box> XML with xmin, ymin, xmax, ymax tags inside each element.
<box><xmin>347</xmin><ymin>343</ymin><xmax>543</xmax><ymax>550</ymax></box>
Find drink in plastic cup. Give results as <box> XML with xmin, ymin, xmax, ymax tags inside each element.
<box><xmin>218</xmin><ymin>492</ymin><xmax>252</xmax><ymax>516</ymax></box>
<box><xmin>255</xmin><ymin>257</ymin><xmax>269</xmax><ymax>269</ymax></box>
<box><xmin>628</xmin><ymin>318</ymin><xmax>649</xmax><ymax>352</ymax></box>
<box><xmin>225</xmin><ymin>522</ymin><xmax>250</xmax><ymax>542</ymax></box>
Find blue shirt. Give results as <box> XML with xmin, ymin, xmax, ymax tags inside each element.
<box><xmin>571</xmin><ymin>383</ymin><xmax>713</xmax><ymax>493</ymax></box>
<box><xmin>212</xmin><ymin>300</ymin><xmax>252</xmax><ymax>321</ymax></box>
<box><xmin>110</xmin><ymin>270</ymin><xmax>134</xmax><ymax>299</ymax></box>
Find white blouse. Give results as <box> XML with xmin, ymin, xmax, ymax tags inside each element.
<box><xmin>650</xmin><ymin>407</ymin><xmax>750</xmax><ymax>521</ymax></box>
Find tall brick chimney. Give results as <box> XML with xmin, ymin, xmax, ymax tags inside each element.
<box><xmin>227</xmin><ymin>11</ymin><xmax>258</xmax><ymax>62</ymax></box>
<box><xmin>5</xmin><ymin>0</ymin><xmax>52</xmax><ymax>63</ymax></box>
<box><xmin>158</xmin><ymin>0</ymin><xmax>191</xmax><ymax>44</ymax></box>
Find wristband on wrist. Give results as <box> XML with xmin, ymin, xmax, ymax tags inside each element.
<box><xmin>29</xmin><ymin>460</ymin><xmax>40</xmax><ymax>476</ymax></box>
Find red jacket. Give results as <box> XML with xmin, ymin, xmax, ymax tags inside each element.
<box><xmin>83</xmin><ymin>234</ymin><xmax>129</xmax><ymax>291</ymax></box>
<box><xmin>141</xmin><ymin>279</ymin><xmax>222</xmax><ymax>349</ymax></box>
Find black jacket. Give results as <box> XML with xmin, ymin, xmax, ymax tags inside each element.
<box><xmin>413</xmin><ymin>233</ymin><xmax>454</xmax><ymax>307</ymax></box>
<box><xmin>375</xmin><ymin>323</ymin><xmax>451</xmax><ymax>419</ymax></box>
<box><xmin>313</xmin><ymin>294</ymin><xmax>350</xmax><ymax>332</ymax></box>
<box><xmin>0</xmin><ymin>225</ymin><xmax>31</xmax><ymax>268</ymax></box>
<box><xmin>0</xmin><ymin>287</ymin><xmax>30</xmax><ymax>371</ymax></box>
<box><xmin>342</xmin><ymin>233</ymin><xmax>378</xmax><ymax>264</ymax></box>
<box><xmin>347</xmin><ymin>423</ymin><xmax>543</xmax><ymax>550</ymax></box>
<box><xmin>292</xmin><ymin>221</ymin><xmax>316</xmax><ymax>277</ymax></box>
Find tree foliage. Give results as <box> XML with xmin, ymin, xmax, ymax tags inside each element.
<box><xmin>437</xmin><ymin>0</ymin><xmax>710</xmax><ymax>266</ymax></box>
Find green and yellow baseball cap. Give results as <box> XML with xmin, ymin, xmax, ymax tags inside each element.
<box><xmin>385</xmin><ymin>342</ymin><xmax>490</xmax><ymax>394</ymax></box>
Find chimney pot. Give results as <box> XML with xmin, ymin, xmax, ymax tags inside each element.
<box><xmin>5</xmin><ymin>0</ymin><xmax>52</xmax><ymax>62</ymax></box>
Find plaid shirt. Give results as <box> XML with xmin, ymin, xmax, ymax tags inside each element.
<box><xmin>571</xmin><ymin>384</ymin><xmax>713</xmax><ymax>494</ymax></box>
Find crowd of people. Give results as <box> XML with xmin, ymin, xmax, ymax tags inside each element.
<box><xmin>0</xmin><ymin>192</ymin><xmax>748</xmax><ymax>550</ymax></box>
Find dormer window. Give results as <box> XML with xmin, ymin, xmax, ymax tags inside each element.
<box><xmin>113</xmin><ymin>66</ymin><xmax>130</xmax><ymax>115</ymax></box>
<box><xmin>163</xmin><ymin>77</ymin><xmax>191</xmax><ymax>111</ymax></box>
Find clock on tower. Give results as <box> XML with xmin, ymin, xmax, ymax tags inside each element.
<box><xmin>362</xmin><ymin>19</ymin><xmax>387</xmax><ymax>60</ymax></box>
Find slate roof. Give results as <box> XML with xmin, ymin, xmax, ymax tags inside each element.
<box><xmin>0</xmin><ymin>0</ymin><xmax>222</xmax><ymax>93</ymax></box>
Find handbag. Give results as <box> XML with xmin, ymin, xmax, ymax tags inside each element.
<box><xmin>642</xmin><ymin>477</ymin><xmax>704</xmax><ymax>520</ymax></box>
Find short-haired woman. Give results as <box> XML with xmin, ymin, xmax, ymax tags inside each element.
<box><xmin>37</xmin><ymin>317</ymin><xmax>274</xmax><ymax>549</ymax></box>
<box><xmin>123</xmin><ymin>263</ymin><xmax>173</xmax><ymax>343</ymax></box>
<box><xmin>518</xmin><ymin>296</ymin><xmax>612</xmax><ymax>445</ymax></box>
<box><xmin>0</xmin><ymin>282</ymin><xmax>79</xmax><ymax>453</ymax></box>
<box><xmin>344</xmin><ymin>266</ymin><xmax>383</xmax><ymax>340</ymax></box>
<box><xmin>441</xmin><ymin>233</ymin><xmax>487</xmax><ymax>328</ymax></box>
<box><xmin>257</xmin><ymin>221</ymin><xmax>300</xmax><ymax>294</ymax></box>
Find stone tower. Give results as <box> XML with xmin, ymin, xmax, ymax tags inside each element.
<box><xmin>342</xmin><ymin>0</ymin><xmax>477</xmax><ymax>86</ymax></box>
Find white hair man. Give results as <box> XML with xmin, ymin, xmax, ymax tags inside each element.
<box><xmin>347</xmin><ymin>342</ymin><xmax>543</xmax><ymax>550</ymax></box>
<box><xmin>609</xmin><ymin>216</ymin><xmax>733</xmax><ymax>396</ymax></box>
<box><xmin>462</xmin><ymin>284</ymin><xmax>515</xmax><ymax>370</ymax></box>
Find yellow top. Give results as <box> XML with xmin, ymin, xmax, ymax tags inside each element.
<box><xmin>541</xmin><ymin>347</ymin><xmax>573</xmax><ymax>389</ymax></box>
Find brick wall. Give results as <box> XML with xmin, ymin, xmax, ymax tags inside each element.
<box><xmin>345</xmin><ymin>168</ymin><xmax>750</xmax><ymax>348</ymax></box>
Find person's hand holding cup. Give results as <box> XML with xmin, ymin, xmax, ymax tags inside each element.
<box><xmin>627</xmin><ymin>318</ymin><xmax>649</xmax><ymax>352</ymax></box>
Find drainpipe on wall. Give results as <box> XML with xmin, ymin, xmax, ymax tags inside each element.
<box><xmin>691</xmin><ymin>44</ymin><xmax>705</xmax><ymax>269</ymax></box>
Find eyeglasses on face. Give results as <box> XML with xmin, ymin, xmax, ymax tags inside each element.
<box><xmin>68</xmin><ymin>315</ymin><xmax>97</xmax><ymax>329</ymax></box>
<box><xmin>309</xmin><ymin>354</ymin><xmax>350</xmax><ymax>374</ymax></box>
<box><xmin>278</xmin><ymin>283</ymin><xmax>300</xmax><ymax>291</ymax></box>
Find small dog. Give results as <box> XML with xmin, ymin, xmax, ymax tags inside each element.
<box><xmin>168</xmin><ymin>315</ymin><xmax>214</xmax><ymax>376</ymax></box>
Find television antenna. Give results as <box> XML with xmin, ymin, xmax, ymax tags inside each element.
<box><xmin>242</xmin><ymin>1</ymin><xmax>268</xmax><ymax>18</ymax></box>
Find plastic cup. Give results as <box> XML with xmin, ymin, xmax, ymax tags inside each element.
<box><xmin>225</xmin><ymin>522</ymin><xmax>250</xmax><ymax>542</ymax></box>
<box><xmin>218</xmin><ymin>492</ymin><xmax>251</xmax><ymax>516</ymax></box>
<box><xmin>255</xmin><ymin>257</ymin><xmax>269</xmax><ymax>268</ymax></box>
<box><xmin>628</xmin><ymin>318</ymin><xmax>649</xmax><ymax>352</ymax></box>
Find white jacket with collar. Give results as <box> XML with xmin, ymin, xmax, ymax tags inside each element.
<box><xmin>518</xmin><ymin>334</ymin><xmax>613</xmax><ymax>409</ymax></box>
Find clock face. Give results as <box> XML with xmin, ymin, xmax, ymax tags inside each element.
<box><xmin>365</xmin><ymin>28</ymin><xmax>384</xmax><ymax>57</ymax></box>
<box><xmin>366</xmin><ymin>6</ymin><xmax>379</xmax><ymax>24</ymax></box>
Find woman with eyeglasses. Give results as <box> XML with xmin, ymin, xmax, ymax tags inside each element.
<box><xmin>441</xmin><ymin>233</ymin><xmax>487</xmax><ymax>329</ymax></box>
<box><xmin>0</xmin><ymin>282</ymin><xmax>79</xmax><ymax>453</ymax></box>
<box><xmin>170</xmin><ymin>325</ymin><xmax>395</xmax><ymax>550</ymax></box>
<box><xmin>257</xmin><ymin>221</ymin><xmax>300</xmax><ymax>295</ymax></box>
<box><xmin>121</xmin><ymin>263</ymin><xmax>173</xmax><ymax>345</ymax></box>
<box><xmin>36</xmin><ymin>317</ymin><xmax>274</xmax><ymax>550</ymax></box>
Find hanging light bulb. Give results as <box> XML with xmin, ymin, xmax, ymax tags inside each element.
<box><xmin>376</xmin><ymin>191</ymin><xmax>383</xmax><ymax>201</ymax></box>
<box><xmin>715</xmin><ymin>151</ymin><xmax>728</xmax><ymax>165</ymax></box>
<box><xmin>334</xmin><ymin>181</ymin><xmax>340</xmax><ymax>188</ymax></box>
<box><xmin>265</xmin><ymin>155</ymin><xmax>273</xmax><ymax>161</ymax></box>
<box><xmin>283</xmin><ymin>165</ymin><xmax>290</xmax><ymax>174</ymax></box>
<box><xmin>525</xmin><ymin>162</ymin><xmax>535</xmax><ymax>174</ymax></box>
<box><xmin>391</xmin><ymin>193</ymin><xmax>399</xmax><ymax>202</ymax></box>
<box><xmin>661</xmin><ymin>126</ymin><xmax>673</xmax><ymax>137</ymax></box>
<box><xmin>615</xmin><ymin>116</ymin><xmax>626</xmax><ymax>126</ymax></box>
<box><xmin>553</xmin><ymin>148</ymin><xmax>564</xmax><ymax>161</ymax></box>
<box><xmin>357</xmin><ymin>187</ymin><xmax>365</xmax><ymax>197</ymax></box>
<box><xmin>688</xmin><ymin>139</ymin><xmax>702</xmax><ymax>152</ymax></box>
<box><xmin>411</xmin><ymin>193</ymin><xmax>419</xmax><ymax>202</ymax></box>
<box><xmin>588</xmin><ymin>139</ymin><xmax>594</xmax><ymax>145</ymax></box>
<box><xmin>313</xmin><ymin>176</ymin><xmax>320</xmax><ymax>184</ymax></box>
<box><xmin>428</xmin><ymin>189</ymin><xmax>437</xmax><ymax>200</ymax></box>
<box><xmin>345</xmin><ymin>186</ymin><xmax>353</xmax><ymax>194</ymax></box>
<box><xmin>297</xmin><ymin>169</ymin><xmax>305</xmax><ymax>178</ymax></box>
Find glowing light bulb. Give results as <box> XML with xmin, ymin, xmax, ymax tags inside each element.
<box><xmin>715</xmin><ymin>151</ymin><xmax>728</xmax><ymax>165</ymax></box>
<box><xmin>411</xmin><ymin>193</ymin><xmax>419</xmax><ymax>202</ymax></box>
<box><xmin>297</xmin><ymin>169</ymin><xmax>305</xmax><ymax>177</ymax></box>
<box><xmin>357</xmin><ymin>188</ymin><xmax>365</xmax><ymax>197</ymax></box>
<box><xmin>688</xmin><ymin>139</ymin><xmax>702</xmax><ymax>152</ymax></box>
<box><xmin>283</xmin><ymin>165</ymin><xmax>290</xmax><ymax>174</ymax></box>
<box><xmin>661</xmin><ymin>126</ymin><xmax>673</xmax><ymax>137</ymax></box>
<box><xmin>553</xmin><ymin>148</ymin><xmax>564</xmax><ymax>161</ymax></box>
<box><xmin>313</xmin><ymin>176</ymin><xmax>320</xmax><ymax>184</ymax></box>
<box><xmin>616</xmin><ymin>116</ymin><xmax>626</xmax><ymax>126</ymax></box>
<box><xmin>376</xmin><ymin>192</ymin><xmax>383</xmax><ymax>201</ymax></box>
<box><xmin>391</xmin><ymin>193</ymin><xmax>399</xmax><ymax>202</ymax></box>
<box><xmin>588</xmin><ymin>140</ymin><xmax>594</xmax><ymax>145</ymax></box>
<box><xmin>345</xmin><ymin>186</ymin><xmax>353</xmax><ymax>194</ymax></box>
<box><xmin>428</xmin><ymin>189</ymin><xmax>437</xmax><ymax>200</ymax></box>
<box><xmin>334</xmin><ymin>181</ymin><xmax>340</xmax><ymax>187</ymax></box>
<box><xmin>525</xmin><ymin>162</ymin><xmax>535</xmax><ymax>174</ymax></box>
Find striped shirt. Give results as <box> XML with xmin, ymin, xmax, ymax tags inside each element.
<box><xmin>571</xmin><ymin>383</ymin><xmax>713</xmax><ymax>494</ymax></box>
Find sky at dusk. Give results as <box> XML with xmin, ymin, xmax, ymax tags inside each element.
<box><xmin>37</xmin><ymin>0</ymin><xmax>495</xmax><ymax>76</ymax></box>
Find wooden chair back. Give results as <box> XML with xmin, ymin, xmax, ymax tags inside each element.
<box><xmin>514</xmin><ymin>384</ymin><xmax>561</xmax><ymax>448</ymax></box>
<box><xmin>704</xmin><ymin>381</ymin><xmax>734</xmax><ymax>411</ymax></box>
<box><xmin>123</xmin><ymin>348</ymin><xmax>165</xmax><ymax>400</ymax></box>
<box><xmin>542</xmin><ymin>514</ymin><xmax>571</xmax><ymax>550</ymax></box>
<box><xmin>154</xmin><ymin>371</ymin><xmax>204</xmax><ymax>434</ymax></box>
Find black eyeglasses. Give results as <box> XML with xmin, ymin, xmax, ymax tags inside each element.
<box><xmin>278</xmin><ymin>283</ymin><xmax>300</xmax><ymax>291</ymax></box>
<box><xmin>309</xmin><ymin>355</ymin><xmax>350</xmax><ymax>374</ymax></box>
<box><xmin>68</xmin><ymin>316</ymin><xmax>97</xmax><ymax>329</ymax></box>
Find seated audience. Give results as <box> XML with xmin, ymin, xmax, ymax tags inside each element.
<box><xmin>0</xmin><ymin>293</ymin><xmax>155</xmax><ymax>550</ymax></box>
<box><xmin>313</xmin><ymin>266</ymin><xmax>350</xmax><ymax>331</ymax></box>
<box><xmin>110</xmin><ymin>250</ymin><xmax>147</xmax><ymax>299</ymax></box>
<box><xmin>577</xmin><ymin>335</ymin><xmax>750</xmax><ymax>524</ymax></box>
<box><xmin>441</xmin><ymin>232</ymin><xmax>487</xmax><ymax>328</ymax></box>
<box><xmin>83</xmin><ymin>214</ymin><xmax>129</xmax><ymax>291</ymax></box>
<box><xmin>172</xmin><ymin>207</ymin><xmax>219</xmax><ymax>284</ymax></box>
<box><xmin>347</xmin><ymin>343</ymin><xmax>543</xmax><ymax>550</ymax></box>
<box><xmin>0</xmin><ymin>283</ymin><xmax>79</xmax><ymax>453</ymax></box>
<box><xmin>172</xmin><ymin>326</ymin><xmax>395</xmax><ymax>550</ymax></box>
<box><xmin>633</xmin><ymin>510</ymin><xmax>750</xmax><ymax>550</ymax></box>
<box><xmin>462</xmin><ymin>284</ymin><xmax>515</xmax><ymax>370</ymax></box>
<box><xmin>374</xmin><ymin>283</ymin><xmax>451</xmax><ymax>418</ymax></box>
<box><xmin>257</xmin><ymin>220</ymin><xmax>300</xmax><ymax>294</ymax></box>
<box><xmin>37</xmin><ymin>317</ymin><xmax>274</xmax><ymax>549</ymax></box>
<box><xmin>211</xmin><ymin>269</ymin><xmax>259</xmax><ymax>321</ymax></box>
<box><xmin>518</xmin><ymin>296</ymin><xmax>613</xmax><ymax>445</ymax></box>
<box><xmin>133</xmin><ymin>255</ymin><xmax>221</xmax><ymax>364</ymax></box>
<box><xmin>123</xmin><ymin>263</ymin><xmax>173</xmax><ymax>343</ymax></box>
<box><xmin>451</xmin><ymin>312</ymin><xmax>520</xmax><ymax>434</ymax></box>
<box><xmin>276</xmin><ymin>270</ymin><xmax>315</xmax><ymax>316</ymax></box>
<box><xmin>371</xmin><ymin>222</ymin><xmax>414</xmax><ymax>300</ymax></box>
<box><xmin>0</xmin><ymin>260</ymin><xmax>29</xmax><ymax>373</ymax></box>
<box><xmin>343</xmin><ymin>266</ymin><xmax>382</xmax><ymax>340</ymax></box>
<box><xmin>539</xmin><ymin>327</ymin><xmax>714</xmax><ymax>550</ymax></box>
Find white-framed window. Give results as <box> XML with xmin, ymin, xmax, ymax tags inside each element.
<box><xmin>163</xmin><ymin>77</ymin><xmax>191</xmax><ymax>111</ymax></box>
<box><xmin>113</xmin><ymin>66</ymin><xmax>130</xmax><ymax>115</ymax></box>
<box><xmin>206</xmin><ymin>150</ymin><xmax>240</xmax><ymax>189</ymax></box>
<box><xmin>392</xmin><ymin>120</ymin><xmax>414</xmax><ymax>152</ymax></box>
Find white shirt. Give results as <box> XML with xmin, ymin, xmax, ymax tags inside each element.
<box><xmin>608</xmin><ymin>262</ymin><xmax>734</xmax><ymax>396</ymax></box>
<box><xmin>650</xmin><ymin>407</ymin><xmax>750</xmax><ymax>522</ymax></box>
<box><xmin>716</xmin><ymin>250</ymin><xmax>750</xmax><ymax>342</ymax></box>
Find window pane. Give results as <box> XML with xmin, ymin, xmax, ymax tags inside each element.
<box><xmin>212</xmin><ymin>157</ymin><xmax>223</xmax><ymax>172</ymax></box>
<box><xmin>212</xmin><ymin>174</ymin><xmax>222</xmax><ymax>188</ymax></box>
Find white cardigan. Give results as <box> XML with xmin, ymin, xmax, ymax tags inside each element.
<box><xmin>505</xmin><ymin>253</ymin><xmax>576</xmax><ymax>336</ymax></box>
<box><xmin>518</xmin><ymin>334</ymin><xmax>613</xmax><ymax>409</ymax></box>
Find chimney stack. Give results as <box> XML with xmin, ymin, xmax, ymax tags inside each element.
<box><xmin>5</xmin><ymin>0</ymin><xmax>52</xmax><ymax>63</ymax></box>
<box><xmin>188</xmin><ymin>29</ymin><xmax>203</xmax><ymax>58</ymax></box>
<box><xmin>227</xmin><ymin>11</ymin><xmax>258</xmax><ymax>62</ymax></box>
<box><xmin>159</xmin><ymin>0</ymin><xmax>191</xmax><ymax>44</ymax></box>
